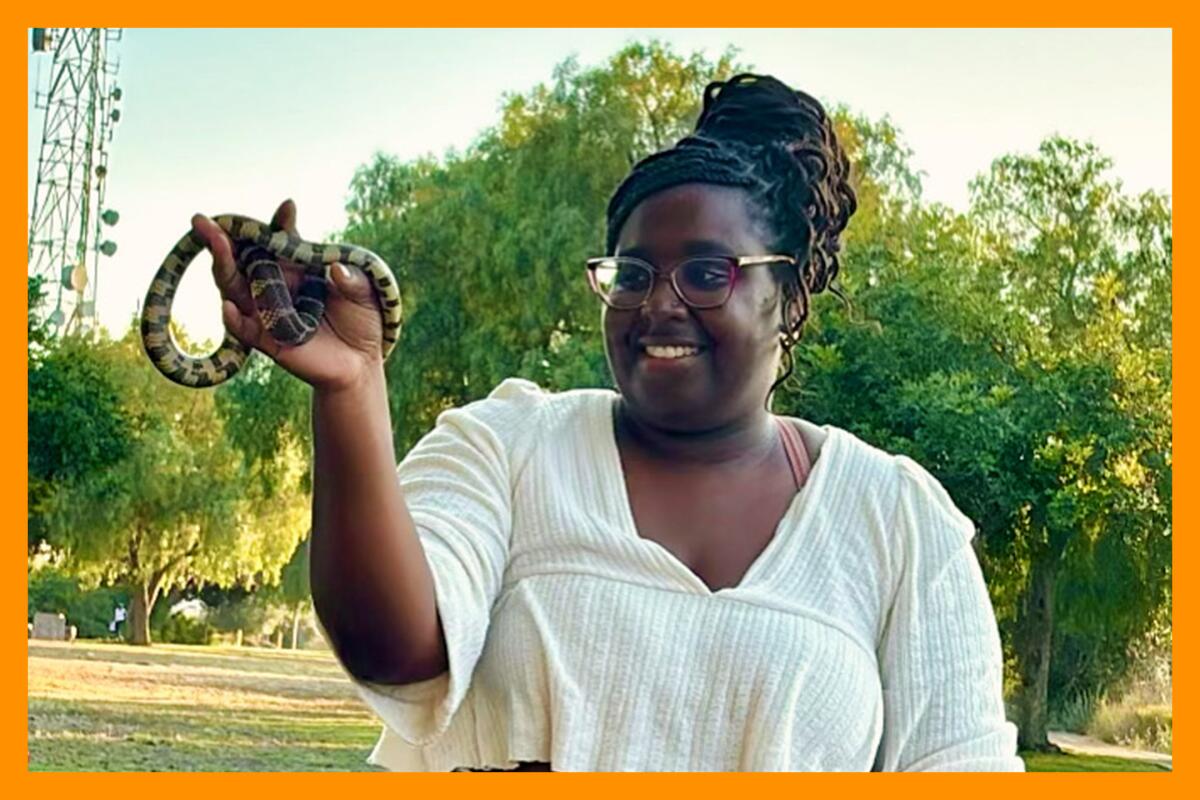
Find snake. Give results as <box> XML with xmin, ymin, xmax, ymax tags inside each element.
<box><xmin>141</xmin><ymin>214</ymin><xmax>402</xmax><ymax>387</ymax></box>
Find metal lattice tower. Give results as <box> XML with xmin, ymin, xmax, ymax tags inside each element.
<box><xmin>27</xmin><ymin>27</ymin><xmax>123</xmax><ymax>336</ymax></box>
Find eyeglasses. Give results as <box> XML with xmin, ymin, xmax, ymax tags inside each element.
<box><xmin>585</xmin><ymin>254</ymin><xmax>798</xmax><ymax>310</ymax></box>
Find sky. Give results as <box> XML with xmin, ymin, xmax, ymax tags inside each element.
<box><xmin>27</xmin><ymin>28</ymin><xmax>1172</xmax><ymax>346</ymax></box>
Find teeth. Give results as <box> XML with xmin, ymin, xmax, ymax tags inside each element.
<box><xmin>645</xmin><ymin>345</ymin><xmax>700</xmax><ymax>359</ymax></box>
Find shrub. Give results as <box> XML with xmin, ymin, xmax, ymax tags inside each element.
<box><xmin>1089</xmin><ymin>700</ymin><xmax>1172</xmax><ymax>754</ymax></box>
<box><xmin>28</xmin><ymin>568</ymin><xmax>77</xmax><ymax>617</ymax></box>
<box><xmin>28</xmin><ymin>568</ymin><xmax>128</xmax><ymax>639</ymax></box>
<box><xmin>157</xmin><ymin>612</ymin><xmax>213</xmax><ymax>645</ymax></box>
<box><xmin>206</xmin><ymin>594</ymin><xmax>269</xmax><ymax>635</ymax></box>
<box><xmin>1050</xmin><ymin>689</ymin><xmax>1104</xmax><ymax>733</ymax></box>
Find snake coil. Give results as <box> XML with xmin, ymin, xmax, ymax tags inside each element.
<box><xmin>141</xmin><ymin>215</ymin><xmax>402</xmax><ymax>387</ymax></box>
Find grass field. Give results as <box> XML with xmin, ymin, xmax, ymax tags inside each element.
<box><xmin>1019</xmin><ymin>752</ymin><xmax>1166</xmax><ymax>772</ymax></box>
<box><xmin>28</xmin><ymin>640</ymin><xmax>381</xmax><ymax>771</ymax></box>
<box><xmin>27</xmin><ymin>640</ymin><xmax>1168</xmax><ymax>772</ymax></box>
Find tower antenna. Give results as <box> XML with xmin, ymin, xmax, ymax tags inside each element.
<box><xmin>28</xmin><ymin>27</ymin><xmax>123</xmax><ymax>337</ymax></box>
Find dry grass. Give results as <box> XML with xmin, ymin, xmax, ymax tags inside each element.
<box><xmin>1088</xmin><ymin>700</ymin><xmax>1173</xmax><ymax>754</ymax></box>
<box><xmin>27</xmin><ymin>640</ymin><xmax>382</xmax><ymax>771</ymax></box>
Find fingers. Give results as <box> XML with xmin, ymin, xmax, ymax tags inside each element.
<box><xmin>220</xmin><ymin>300</ymin><xmax>254</xmax><ymax>345</ymax></box>
<box><xmin>329</xmin><ymin>262</ymin><xmax>379</xmax><ymax>308</ymax></box>
<box><xmin>194</xmin><ymin>214</ymin><xmax>256</xmax><ymax>317</ymax></box>
<box><xmin>221</xmin><ymin>300</ymin><xmax>277</xmax><ymax>359</ymax></box>
<box><xmin>269</xmin><ymin>199</ymin><xmax>306</xmax><ymax>294</ymax></box>
<box><xmin>270</xmin><ymin>198</ymin><xmax>298</xmax><ymax>235</ymax></box>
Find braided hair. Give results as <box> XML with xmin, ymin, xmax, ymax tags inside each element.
<box><xmin>605</xmin><ymin>73</ymin><xmax>857</xmax><ymax>398</ymax></box>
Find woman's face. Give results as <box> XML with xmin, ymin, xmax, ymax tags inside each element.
<box><xmin>603</xmin><ymin>183</ymin><xmax>785</xmax><ymax>432</ymax></box>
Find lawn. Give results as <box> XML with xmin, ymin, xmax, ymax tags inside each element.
<box><xmin>27</xmin><ymin>639</ymin><xmax>382</xmax><ymax>771</ymax></box>
<box><xmin>28</xmin><ymin>640</ymin><xmax>1168</xmax><ymax>772</ymax></box>
<box><xmin>1021</xmin><ymin>752</ymin><xmax>1168</xmax><ymax>772</ymax></box>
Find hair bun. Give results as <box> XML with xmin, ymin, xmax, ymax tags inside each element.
<box><xmin>695</xmin><ymin>73</ymin><xmax>827</xmax><ymax>149</ymax></box>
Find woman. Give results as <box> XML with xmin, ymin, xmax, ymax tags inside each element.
<box><xmin>198</xmin><ymin>73</ymin><xmax>1023</xmax><ymax>772</ymax></box>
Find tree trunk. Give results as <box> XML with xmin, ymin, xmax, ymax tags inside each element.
<box><xmin>129</xmin><ymin>582</ymin><xmax>152</xmax><ymax>646</ymax></box>
<box><xmin>290</xmin><ymin>602</ymin><xmax>303</xmax><ymax>650</ymax></box>
<box><xmin>1012</xmin><ymin>551</ymin><xmax>1059</xmax><ymax>751</ymax></box>
<box><xmin>128</xmin><ymin>576</ymin><xmax>164</xmax><ymax>647</ymax></box>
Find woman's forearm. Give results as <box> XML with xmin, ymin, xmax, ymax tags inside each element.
<box><xmin>309</xmin><ymin>362</ymin><xmax>449</xmax><ymax>684</ymax></box>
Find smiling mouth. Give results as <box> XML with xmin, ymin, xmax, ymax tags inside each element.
<box><xmin>641</xmin><ymin>344</ymin><xmax>704</xmax><ymax>361</ymax></box>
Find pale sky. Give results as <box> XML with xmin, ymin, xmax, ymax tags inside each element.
<box><xmin>27</xmin><ymin>28</ymin><xmax>1172</xmax><ymax>346</ymax></box>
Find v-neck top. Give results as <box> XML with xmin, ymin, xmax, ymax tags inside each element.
<box><xmin>325</xmin><ymin>378</ymin><xmax>1022</xmax><ymax>772</ymax></box>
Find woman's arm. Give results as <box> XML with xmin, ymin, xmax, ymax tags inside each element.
<box><xmin>194</xmin><ymin>198</ymin><xmax>446</xmax><ymax>686</ymax></box>
<box><xmin>316</xmin><ymin>377</ymin><xmax>533</xmax><ymax>747</ymax></box>
<box><xmin>874</xmin><ymin>456</ymin><xmax>1023</xmax><ymax>772</ymax></box>
<box><xmin>309</xmin><ymin>361</ymin><xmax>449</xmax><ymax>685</ymax></box>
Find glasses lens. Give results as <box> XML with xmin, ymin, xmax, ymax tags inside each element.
<box><xmin>677</xmin><ymin>258</ymin><xmax>735</xmax><ymax>307</ymax></box>
<box><xmin>593</xmin><ymin>259</ymin><xmax>652</xmax><ymax>308</ymax></box>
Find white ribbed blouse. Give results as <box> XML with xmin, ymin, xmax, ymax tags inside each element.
<box><xmin>326</xmin><ymin>377</ymin><xmax>1023</xmax><ymax>772</ymax></box>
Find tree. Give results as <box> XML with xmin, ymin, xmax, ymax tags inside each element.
<box><xmin>38</xmin><ymin>323</ymin><xmax>311</xmax><ymax>645</ymax></box>
<box><xmin>789</xmin><ymin>136</ymin><xmax>1171</xmax><ymax>751</ymax></box>
<box><xmin>28</xmin><ymin>275</ymin><xmax>52</xmax><ymax>353</ymax></box>
<box><xmin>968</xmin><ymin>139</ymin><xmax>1171</xmax><ymax>749</ymax></box>
<box><xmin>343</xmin><ymin>41</ymin><xmax>746</xmax><ymax>452</ymax></box>
<box><xmin>28</xmin><ymin>277</ymin><xmax>134</xmax><ymax>551</ymax></box>
<box><xmin>279</xmin><ymin>534</ymin><xmax>312</xmax><ymax>649</ymax></box>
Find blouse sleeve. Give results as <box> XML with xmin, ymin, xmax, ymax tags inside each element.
<box><xmin>873</xmin><ymin>456</ymin><xmax>1024</xmax><ymax>772</ymax></box>
<box><xmin>325</xmin><ymin>377</ymin><xmax>544</xmax><ymax>748</ymax></box>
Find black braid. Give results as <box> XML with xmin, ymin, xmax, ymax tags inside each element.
<box><xmin>606</xmin><ymin>73</ymin><xmax>858</xmax><ymax>401</ymax></box>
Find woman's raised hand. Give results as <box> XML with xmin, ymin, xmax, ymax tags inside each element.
<box><xmin>194</xmin><ymin>198</ymin><xmax>387</xmax><ymax>392</ymax></box>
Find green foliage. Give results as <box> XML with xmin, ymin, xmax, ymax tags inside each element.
<box><xmin>970</xmin><ymin>140</ymin><xmax>1171</xmax><ymax>719</ymax></box>
<box><xmin>32</xmin><ymin>321</ymin><xmax>310</xmax><ymax>644</ymax></box>
<box><xmin>27</xmin><ymin>338</ymin><xmax>133</xmax><ymax>483</ymax></box>
<box><xmin>28</xmin><ymin>332</ymin><xmax>136</xmax><ymax>549</ymax></box>
<box><xmin>148</xmin><ymin>590</ymin><xmax>172</xmax><ymax>633</ymax></box>
<box><xmin>343</xmin><ymin>41</ymin><xmax>746</xmax><ymax>452</ymax></box>
<box><xmin>253</xmin><ymin>533</ymin><xmax>311</xmax><ymax>618</ymax></box>
<box><xmin>1050</xmin><ymin>688</ymin><xmax>1104</xmax><ymax>734</ymax></box>
<box><xmin>338</xmin><ymin>43</ymin><xmax>1170</xmax><ymax>729</ymax></box>
<box><xmin>69</xmin><ymin>586</ymin><xmax>130</xmax><ymax>640</ymax></box>
<box><xmin>205</xmin><ymin>593</ymin><xmax>268</xmax><ymax>635</ymax></box>
<box><xmin>1020</xmin><ymin>752</ymin><xmax>1167</xmax><ymax>772</ymax></box>
<box><xmin>28</xmin><ymin>275</ymin><xmax>53</xmax><ymax>353</ymax></box>
<box><xmin>786</xmin><ymin>132</ymin><xmax>1171</xmax><ymax>738</ymax></box>
<box><xmin>27</xmin><ymin>567</ymin><xmax>77</xmax><ymax>616</ymax></box>
<box><xmin>27</xmin><ymin>567</ymin><xmax>129</xmax><ymax>639</ymax></box>
<box><xmin>277</xmin><ymin>534</ymin><xmax>311</xmax><ymax>606</ymax></box>
<box><xmin>214</xmin><ymin>355</ymin><xmax>313</xmax><ymax>496</ymax></box>
<box><xmin>24</xmin><ymin>41</ymin><xmax>1167</xmax><ymax>746</ymax></box>
<box><xmin>202</xmin><ymin>589</ymin><xmax>301</xmax><ymax>646</ymax></box>
<box><xmin>156</xmin><ymin>613</ymin><xmax>213</xmax><ymax>646</ymax></box>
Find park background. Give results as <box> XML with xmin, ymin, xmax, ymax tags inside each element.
<box><xmin>26</xmin><ymin>28</ymin><xmax>1172</xmax><ymax>771</ymax></box>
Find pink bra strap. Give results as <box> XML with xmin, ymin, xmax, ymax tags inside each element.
<box><xmin>776</xmin><ymin>417</ymin><xmax>812</xmax><ymax>490</ymax></box>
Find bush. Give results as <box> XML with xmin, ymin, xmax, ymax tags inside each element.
<box><xmin>157</xmin><ymin>613</ymin><xmax>213</xmax><ymax>645</ymax></box>
<box><xmin>1050</xmin><ymin>689</ymin><xmax>1104</xmax><ymax>733</ymax></box>
<box><xmin>206</xmin><ymin>593</ymin><xmax>269</xmax><ymax>636</ymax></box>
<box><xmin>1089</xmin><ymin>700</ymin><xmax>1172</xmax><ymax>754</ymax></box>
<box><xmin>28</xmin><ymin>568</ymin><xmax>77</xmax><ymax>616</ymax></box>
<box><xmin>28</xmin><ymin>568</ymin><xmax>128</xmax><ymax>639</ymax></box>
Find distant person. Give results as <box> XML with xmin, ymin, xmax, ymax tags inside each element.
<box><xmin>109</xmin><ymin>604</ymin><xmax>126</xmax><ymax>639</ymax></box>
<box><xmin>195</xmin><ymin>73</ymin><xmax>1021</xmax><ymax>771</ymax></box>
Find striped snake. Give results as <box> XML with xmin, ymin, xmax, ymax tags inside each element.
<box><xmin>141</xmin><ymin>215</ymin><xmax>402</xmax><ymax>387</ymax></box>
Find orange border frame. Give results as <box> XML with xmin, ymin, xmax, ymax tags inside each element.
<box><xmin>7</xmin><ymin>8</ymin><xmax>1183</xmax><ymax>799</ymax></box>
